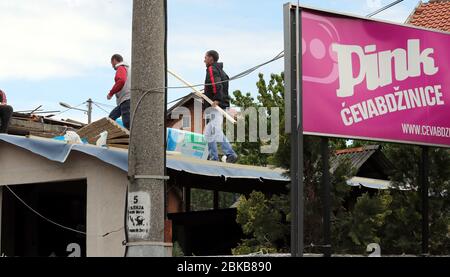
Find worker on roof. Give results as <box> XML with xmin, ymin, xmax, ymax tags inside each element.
<box><xmin>0</xmin><ymin>89</ymin><xmax>13</xmax><ymax>134</ymax></box>
<box><xmin>107</xmin><ymin>54</ymin><xmax>131</xmax><ymax>130</ymax></box>
<box><xmin>203</xmin><ymin>50</ymin><xmax>238</xmax><ymax>164</ymax></box>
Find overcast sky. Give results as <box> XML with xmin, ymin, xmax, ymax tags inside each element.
<box><xmin>0</xmin><ymin>0</ymin><xmax>420</xmax><ymax>123</ymax></box>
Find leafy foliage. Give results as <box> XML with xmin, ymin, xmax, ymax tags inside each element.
<box><xmin>231</xmin><ymin>73</ymin><xmax>450</xmax><ymax>256</ymax></box>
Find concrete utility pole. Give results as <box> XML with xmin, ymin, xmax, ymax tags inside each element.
<box><xmin>127</xmin><ymin>0</ymin><xmax>170</xmax><ymax>257</ymax></box>
<box><xmin>86</xmin><ymin>99</ymin><xmax>93</xmax><ymax>124</ymax></box>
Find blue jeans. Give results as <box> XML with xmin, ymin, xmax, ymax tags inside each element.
<box><xmin>204</xmin><ymin>109</ymin><xmax>236</xmax><ymax>161</ymax></box>
<box><xmin>109</xmin><ymin>100</ymin><xmax>131</xmax><ymax>129</ymax></box>
<box><xmin>208</xmin><ymin>137</ymin><xmax>236</xmax><ymax>161</ymax></box>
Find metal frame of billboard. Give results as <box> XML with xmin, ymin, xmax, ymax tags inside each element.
<box><xmin>283</xmin><ymin>2</ymin><xmax>447</xmax><ymax>257</ymax></box>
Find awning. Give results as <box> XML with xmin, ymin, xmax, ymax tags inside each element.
<box><xmin>346</xmin><ymin>177</ymin><xmax>391</xmax><ymax>190</ymax></box>
<box><xmin>0</xmin><ymin>134</ymin><xmax>289</xmax><ymax>182</ymax></box>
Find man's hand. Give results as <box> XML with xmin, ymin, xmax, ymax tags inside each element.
<box><xmin>107</xmin><ymin>94</ymin><xmax>112</xmax><ymax>101</ymax></box>
<box><xmin>212</xmin><ymin>100</ymin><xmax>220</xmax><ymax>108</ymax></box>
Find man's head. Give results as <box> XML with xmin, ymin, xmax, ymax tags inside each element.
<box><xmin>204</xmin><ymin>50</ymin><xmax>219</xmax><ymax>67</ymax></box>
<box><xmin>111</xmin><ymin>54</ymin><xmax>124</xmax><ymax>69</ymax></box>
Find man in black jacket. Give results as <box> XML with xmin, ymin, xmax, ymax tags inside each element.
<box><xmin>203</xmin><ymin>50</ymin><xmax>238</xmax><ymax>163</ymax></box>
<box><xmin>0</xmin><ymin>89</ymin><xmax>13</xmax><ymax>133</ymax></box>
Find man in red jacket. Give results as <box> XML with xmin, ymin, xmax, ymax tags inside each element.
<box><xmin>107</xmin><ymin>54</ymin><xmax>131</xmax><ymax>129</ymax></box>
<box><xmin>0</xmin><ymin>89</ymin><xmax>13</xmax><ymax>133</ymax></box>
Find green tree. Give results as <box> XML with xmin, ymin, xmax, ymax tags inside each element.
<box><xmin>231</xmin><ymin>73</ymin><xmax>352</xmax><ymax>254</ymax></box>
<box><xmin>233</xmin><ymin>191</ymin><xmax>290</xmax><ymax>255</ymax></box>
<box><xmin>231</xmin><ymin>73</ymin><xmax>450</xmax><ymax>256</ymax></box>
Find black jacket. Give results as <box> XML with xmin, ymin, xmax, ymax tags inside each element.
<box><xmin>204</xmin><ymin>63</ymin><xmax>230</xmax><ymax>109</ymax></box>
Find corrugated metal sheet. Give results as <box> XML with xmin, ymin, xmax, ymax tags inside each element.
<box><xmin>0</xmin><ymin>134</ymin><xmax>289</xmax><ymax>182</ymax></box>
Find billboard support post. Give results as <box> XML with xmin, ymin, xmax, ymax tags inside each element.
<box><xmin>321</xmin><ymin>137</ymin><xmax>331</xmax><ymax>257</ymax></box>
<box><xmin>420</xmin><ymin>146</ymin><xmax>430</xmax><ymax>256</ymax></box>
<box><xmin>284</xmin><ymin>3</ymin><xmax>304</xmax><ymax>257</ymax></box>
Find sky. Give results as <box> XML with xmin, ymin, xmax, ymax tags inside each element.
<box><xmin>0</xmin><ymin>0</ymin><xmax>421</xmax><ymax>123</ymax></box>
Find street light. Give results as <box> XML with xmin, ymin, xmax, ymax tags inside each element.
<box><xmin>59</xmin><ymin>99</ymin><xmax>93</xmax><ymax>124</ymax></box>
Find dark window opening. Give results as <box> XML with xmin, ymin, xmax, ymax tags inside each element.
<box><xmin>1</xmin><ymin>180</ymin><xmax>87</xmax><ymax>257</ymax></box>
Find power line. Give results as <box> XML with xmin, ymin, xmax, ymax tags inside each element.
<box><xmin>130</xmin><ymin>50</ymin><xmax>285</xmax><ymax>139</ymax></box>
<box><xmin>5</xmin><ymin>185</ymin><xmax>125</xmax><ymax>238</ymax></box>
<box><xmin>163</xmin><ymin>50</ymin><xmax>285</xmax><ymax>91</ymax></box>
<box><xmin>93</xmin><ymin>101</ymin><xmax>116</xmax><ymax>109</ymax></box>
<box><xmin>93</xmin><ymin>102</ymin><xmax>111</xmax><ymax>115</ymax></box>
<box><xmin>4</xmin><ymin>185</ymin><xmax>87</xmax><ymax>235</ymax></box>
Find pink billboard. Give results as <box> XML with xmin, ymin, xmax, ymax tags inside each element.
<box><xmin>301</xmin><ymin>8</ymin><xmax>450</xmax><ymax>147</ymax></box>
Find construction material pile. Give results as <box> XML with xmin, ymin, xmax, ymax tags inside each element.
<box><xmin>77</xmin><ymin>117</ymin><xmax>130</xmax><ymax>149</ymax></box>
<box><xmin>8</xmin><ymin>112</ymin><xmax>84</xmax><ymax>138</ymax></box>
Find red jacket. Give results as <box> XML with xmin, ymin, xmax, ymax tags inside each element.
<box><xmin>0</xmin><ymin>90</ymin><xmax>7</xmax><ymax>104</ymax></box>
<box><xmin>108</xmin><ymin>66</ymin><xmax>128</xmax><ymax>98</ymax></box>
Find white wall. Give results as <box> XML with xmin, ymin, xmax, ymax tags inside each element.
<box><xmin>0</xmin><ymin>142</ymin><xmax>128</xmax><ymax>257</ymax></box>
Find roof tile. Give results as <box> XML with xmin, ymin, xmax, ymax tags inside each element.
<box><xmin>407</xmin><ymin>0</ymin><xmax>450</xmax><ymax>32</ymax></box>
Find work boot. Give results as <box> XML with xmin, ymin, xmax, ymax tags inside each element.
<box><xmin>226</xmin><ymin>154</ymin><xmax>238</xmax><ymax>164</ymax></box>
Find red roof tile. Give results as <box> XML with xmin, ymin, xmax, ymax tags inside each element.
<box><xmin>407</xmin><ymin>0</ymin><xmax>450</xmax><ymax>32</ymax></box>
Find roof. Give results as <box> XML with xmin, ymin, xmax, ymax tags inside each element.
<box><xmin>330</xmin><ymin>145</ymin><xmax>381</xmax><ymax>173</ymax></box>
<box><xmin>406</xmin><ymin>0</ymin><xmax>450</xmax><ymax>32</ymax></box>
<box><xmin>331</xmin><ymin>145</ymin><xmax>401</xmax><ymax>190</ymax></box>
<box><xmin>331</xmin><ymin>145</ymin><xmax>399</xmax><ymax>190</ymax></box>
<box><xmin>0</xmin><ymin>134</ymin><xmax>289</xmax><ymax>183</ymax></box>
<box><xmin>167</xmin><ymin>93</ymin><xmax>201</xmax><ymax>116</ymax></box>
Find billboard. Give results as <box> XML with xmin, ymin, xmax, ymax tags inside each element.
<box><xmin>297</xmin><ymin>7</ymin><xmax>450</xmax><ymax>147</ymax></box>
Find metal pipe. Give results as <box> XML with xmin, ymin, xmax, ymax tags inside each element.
<box><xmin>367</xmin><ymin>0</ymin><xmax>404</xmax><ymax>18</ymax></box>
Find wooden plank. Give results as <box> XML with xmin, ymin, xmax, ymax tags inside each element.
<box><xmin>107</xmin><ymin>138</ymin><xmax>130</xmax><ymax>144</ymax></box>
<box><xmin>10</xmin><ymin>118</ymin><xmax>67</xmax><ymax>134</ymax></box>
<box><xmin>78</xmin><ymin>118</ymin><xmax>129</xmax><ymax>137</ymax></box>
<box><xmin>77</xmin><ymin>118</ymin><xmax>109</xmax><ymax>134</ymax></box>
<box><xmin>107</xmin><ymin>130</ymin><xmax>128</xmax><ymax>139</ymax></box>
<box><xmin>76</xmin><ymin>117</ymin><xmax>130</xmax><ymax>146</ymax></box>
<box><xmin>168</xmin><ymin>69</ymin><xmax>237</xmax><ymax>124</ymax></box>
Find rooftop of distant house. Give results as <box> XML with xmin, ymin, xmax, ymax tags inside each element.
<box><xmin>406</xmin><ymin>0</ymin><xmax>450</xmax><ymax>32</ymax></box>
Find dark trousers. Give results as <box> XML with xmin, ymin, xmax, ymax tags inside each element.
<box><xmin>0</xmin><ymin>105</ymin><xmax>13</xmax><ymax>133</ymax></box>
<box><xmin>109</xmin><ymin>100</ymin><xmax>131</xmax><ymax>130</ymax></box>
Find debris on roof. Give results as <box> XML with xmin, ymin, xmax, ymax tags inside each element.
<box><xmin>406</xmin><ymin>0</ymin><xmax>450</xmax><ymax>32</ymax></box>
<box><xmin>76</xmin><ymin>117</ymin><xmax>129</xmax><ymax>149</ymax></box>
<box><xmin>8</xmin><ymin>112</ymin><xmax>84</xmax><ymax>138</ymax></box>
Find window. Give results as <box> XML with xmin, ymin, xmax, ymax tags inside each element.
<box><xmin>182</xmin><ymin>116</ymin><xmax>191</xmax><ymax>129</ymax></box>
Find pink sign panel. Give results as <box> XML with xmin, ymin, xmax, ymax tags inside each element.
<box><xmin>301</xmin><ymin>8</ymin><xmax>450</xmax><ymax>147</ymax></box>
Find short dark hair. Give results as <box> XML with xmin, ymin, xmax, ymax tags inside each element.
<box><xmin>206</xmin><ymin>50</ymin><xmax>219</xmax><ymax>62</ymax></box>
<box><xmin>111</xmin><ymin>54</ymin><xmax>124</xmax><ymax>63</ymax></box>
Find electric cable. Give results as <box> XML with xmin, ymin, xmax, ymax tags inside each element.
<box><xmin>51</xmin><ymin>102</ymin><xmax>87</xmax><ymax>118</ymax></box>
<box><xmin>93</xmin><ymin>101</ymin><xmax>116</xmax><ymax>109</ymax></box>
<box><xmin>5</xmin><ymin>185</ymin><xmax>126</xmax><ymax>239</ymax></box>
<box><xmin>5</xmin><ymin>185</ymin><xmax>87</xmax><ymax>236</ymax></box>
<box><xmin>92</xmin><ymin>102</ymin><xmax>111</xmax><ymax>115</ymax></box>
<box><xmin>129</xmin><ymin>50</ymin><xmax>285</xmax><ymax>140</ymax></box>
